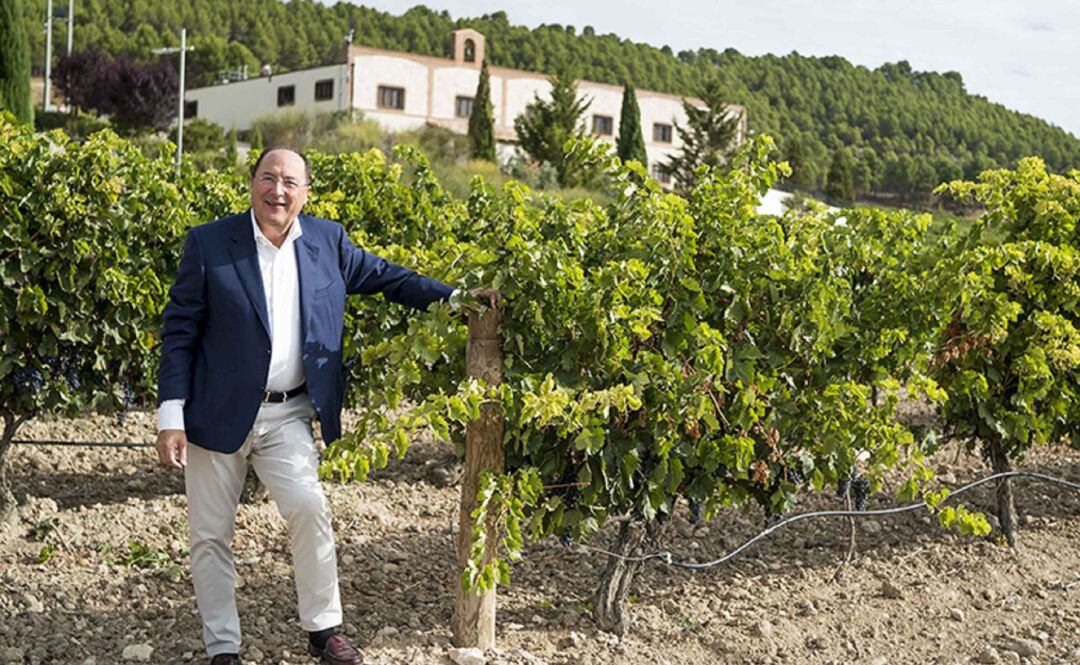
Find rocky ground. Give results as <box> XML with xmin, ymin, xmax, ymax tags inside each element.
<box><xmin>1</xmin><ymin>409</ymin><xmax>1078</xmax><ymax>665</ymax></box>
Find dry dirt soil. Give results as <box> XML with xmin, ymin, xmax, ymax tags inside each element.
<box><xmin>1</xmin><ymin>410</ymin><xmax>1077</xmax><ymax>665</ymax></box>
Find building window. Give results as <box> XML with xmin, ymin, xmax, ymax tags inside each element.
<box><xmin>592</xmin><ymin>114</ymin><xmax>613</xmax><ymax>136</ymax></box>
<box><xmin>277</xmin><ymin>85</ymin><xmax>295</xmax><ymax>107</ymax></box>
<box><xmin>651</xmin><ymin>163</ymin><xmax>671</xmax><ymax>184</ymax></box>
<box><xmin>464</xmin><ymin>39</ymin><xmax>476</xmax><ymax>62</ymax></box>
<box><xmin>183</xmin><ymin>100</ymin><xmax>198</xmax><ymax>119</ymax></box>
<box><xmin>377</xmin><ymin>85</ymin><xmax>405</xmax><ymax>110</ymax></box>
<box><xmin>314</xmin><ymin>79</ymin><xmax>334</xmax><ymax>101</ymax></box>
<box><xmin>653</xmin><ymin>122</ymin><xmax>673</xmax><ymax>143</ymax></box>
<box><xmin>455</xmin><ymin>96</ymin><xmax>474</xmax><ymax>118</ymax></box>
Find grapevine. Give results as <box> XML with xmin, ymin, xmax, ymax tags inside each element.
<box><xmin>0</xmin><ymin>114</ymin><xmax>1073</xmax><ymax>634</ymax></box>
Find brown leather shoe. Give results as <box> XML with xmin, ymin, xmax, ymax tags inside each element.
<box><xmin>209</xmin><ymin>655</ymin><xmax>240</xmax><ymax>665</ymax></box>
<box><xmin>307</xmin><ymin>634</ymin><xmax>363</xmax><ymax>664</ymax></box>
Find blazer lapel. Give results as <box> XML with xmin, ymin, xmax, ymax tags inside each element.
<box><xmin>294</xmin><ymin>221</ymin><xmax>320</xmax><ymax>340</ymax></box>
<box><xmin>228</xmin><ymin>211</ymin><xmax>271</xmax><ymax>339</ymax></box>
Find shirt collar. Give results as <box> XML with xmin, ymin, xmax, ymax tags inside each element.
<box><xmin>250</xmin><ymin>209</ymin><xmax>303</xmax><ymax>247</ymax></box>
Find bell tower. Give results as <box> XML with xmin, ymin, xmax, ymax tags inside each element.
<box><xmin>450</xmin><ymin>28</ymin><xmax>485</xmax><ymax>67</ymax></box>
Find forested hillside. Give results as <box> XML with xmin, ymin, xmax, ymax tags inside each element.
<box><xmin>25</xmin><ymin>1</ymin><xmax>1080</xmax><ymax>196</ymax></box>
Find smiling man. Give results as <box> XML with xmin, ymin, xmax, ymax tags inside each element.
<box><xmin>155</xmin><ymin>148</ymin><xmax>480</xmax><ymax>664</ymax></box>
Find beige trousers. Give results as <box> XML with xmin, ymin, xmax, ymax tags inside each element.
<box><xmin>184</xmin><ymin>394</ymin><xmax>341</xmax><ymax>657</ymax></box>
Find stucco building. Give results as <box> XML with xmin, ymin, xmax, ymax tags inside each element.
<box><xmin>184</xmin><ymin>29</ymin><xmax>746</xmax><ymax>183</ymax></box>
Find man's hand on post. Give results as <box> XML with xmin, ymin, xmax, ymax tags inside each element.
<box><xmin>156</xmin><ymin>429</ymin><xmax>188</xmax><ymax>469</ymax></box>
<box><xmin>469</xmin><ymin>287</ymin><xmax>501</xmax><ymax>310</ymax></box>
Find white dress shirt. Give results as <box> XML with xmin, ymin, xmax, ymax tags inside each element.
<box><xmin>158</xmin><ymin>212</ymin><xmax>306</xmax><ymax>431</ymax></box>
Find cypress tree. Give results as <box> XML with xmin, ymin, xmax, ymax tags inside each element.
<box><xmin>250</xmin><ymin>124</ymin><xmax>264</xmax><ymax>152</ymax></box>
<box><xmin>0</xmin><ymin>0</ymin><xmax>33</xmax><ymax>124</ymax></box>
<box><xmin>468</xmin><ymin>59</ymin><xmax>496</xmax><ymax>161</ymax></box>
<box><xmin>225</xmin><ymin>126</ymin><xmax>238</xmax><ymax>166</ymax></box>
<box><xmin>616</xmin><ymin>84</ymin><xmax>647</xmax><ymax>165</ymax></box>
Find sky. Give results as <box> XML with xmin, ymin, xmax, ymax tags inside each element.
<box><xmin>333</xmin><ymin>0</ymin><xmax>1080</xmax><ymax>137</ymax></box>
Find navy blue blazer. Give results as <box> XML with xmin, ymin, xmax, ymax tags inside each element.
<box><xmin>157</xmin><ymin>210</ymin><xmax>455</xmax><ymax>453</ymax></box>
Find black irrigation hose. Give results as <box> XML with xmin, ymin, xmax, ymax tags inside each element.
<box><xmin>576</xmin><ymin>471</ymin><xmax>1080</xmax><ymax>570</ymax></box>
<box><xmin>13</xmin><ymin>439</ymin><xmax>153</xmax><ymax>449</ymax></box>
<box><xmin>12</xmin><ymin>441</ymin><xmax>1080</xmax><ymax>568</ymax></box>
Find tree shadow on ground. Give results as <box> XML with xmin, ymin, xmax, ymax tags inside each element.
<box><xmin>9</xmin><ymin>451</ymin><xmax>184</xmax><ymax>510</ymax></box>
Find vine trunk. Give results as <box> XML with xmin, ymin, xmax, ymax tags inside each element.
<box><xmin>0</xmin><ymin>412</ymin><xmax>27</xmax><ymax>528</ymax></box>
<box><xmin>987</xmin><ymin>439</ymin><xmax>1018</xmax><ymax>547</ymax></box>
<box><xmin>592</xmin><ymin>518</ymin><xmax>668</xmax><ymax>635</ymax></box>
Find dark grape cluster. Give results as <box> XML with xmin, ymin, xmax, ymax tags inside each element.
<box><xmin>688</xmin><ymin>498</ymin><xmax>703</xmax><ymax>525</ymax></box>
<box><xmin>117</xmin><ymin>382</ymin><xmax>136</xmax><ymax>426</ymax></box>
<box><xmin>753</xmin><ymin>459</ymin><xmax>809</xmax><ymax>526</ymax></box>
<box><xmin>851</xmin><ymin>476</ymin><xmax>871</xmax><ymax>511</ymax></box>
<box><xmin>12</xmin><ymin>366</ymin><xmax>44</xmax><ymax>394</ymax></box>
<box><xmin>784</xmin><ymin>464</ymin><xmax>804</xmax><ymax>485</ymax></box>
<box><xmin>771</xmin><ymin>460</ymin><xmax>806</xmax><ymax>491</ymax></box>
<box><xmin>836</xmin><ymin>475</ymin><xmax>851</xmax><ymax>498</ymax></box>
<box><xmin>34</xmin><ymin>350</ymin><xmax>86</xmax><ymax>392</ymax></box>
<box><xmin>558</xmin><ymin>534</ymin><xmax>574</xmax><ymax>548</ymax></box>
<box><xmin>837</xmin><ymin>472</ymin><xmax>872</xmax><ymax>510</ymax></box>
<box><xmin>55</xmin><ymin>352</ymin><xmax>83</xmax><ymax>391</ymax></box>
<box><xmin>634</xmin><ymin>455</ymin><xmax>657</xmax><ymax>489</ymax></box>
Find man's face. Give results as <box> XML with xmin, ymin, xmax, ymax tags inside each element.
<box><xmin>250</xmin><ymin>149</ymin><xmax>310</xmax><ymax>229</ymax></box>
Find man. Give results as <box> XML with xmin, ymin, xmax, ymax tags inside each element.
<box><xmin>156</xmin><ymin>148</ymin><xmax>489</xmax><ymax>664</ymax></box>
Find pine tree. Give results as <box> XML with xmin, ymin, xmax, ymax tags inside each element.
<box><xmin>782</xmin><ymin>136</ymin><xmax>815</xmax><ymax>190</ymax></box>
<box><xmin>514</xmin><ymin>66</ymin><xmax>592</xmax><ymax>186</ymax></box>
<box><xmin>468</xmin><ymin>60</ymin><xmax>496</xmax><ymax>161</ymax></box>
<box><xmin>0</xmin><ymin>0</ymin><xmax>33</xmax><ymax>124</ymax></box>
<box><xmin>616</xmin><ymin>83</ymin><xmax>647</xmax><ymax>165</ymax></box>
<box><xmin>825</xmin><ymin>148</ymin><xmax>856</xmax><ymax>203</ymax></box>
<box><xmin>10</xmin><ymin>0</ymin><xmax>1080</xmax><ymax>197</ymax></box>
<box><xmin>661</xmin><ymin>79</ymin><xmax>741</xmax><ymax>194</ymax></box>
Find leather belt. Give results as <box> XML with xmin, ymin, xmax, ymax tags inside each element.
<box><xmin>262</xmin><ymin>382</ymin><xmax>307</xmax><ymax>403</ymax></box>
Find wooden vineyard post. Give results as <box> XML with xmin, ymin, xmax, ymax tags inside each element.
<box><xmin>453</xmin><ymin>307</ymin><xmax>504</xmax><ymax>649</ymax></box>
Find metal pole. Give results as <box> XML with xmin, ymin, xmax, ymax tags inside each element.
<box><xmin>153</xmin><ymin>30</ymin><xmax>194</xmax><ymax>175</ymax></box>
<box><xmin>44</xmin><ymin>0</ymin><xmax>54</xmax><ymax>112</ymax></box>
<box><xmin>176</xmin><ymin>28</ymin><xmax>186</xmax><ymax>172</ymax></box>
<box><xmin>66</xmin><ymin>0</ymin><xmax>74</xmax><ymax>55</ymax></box>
